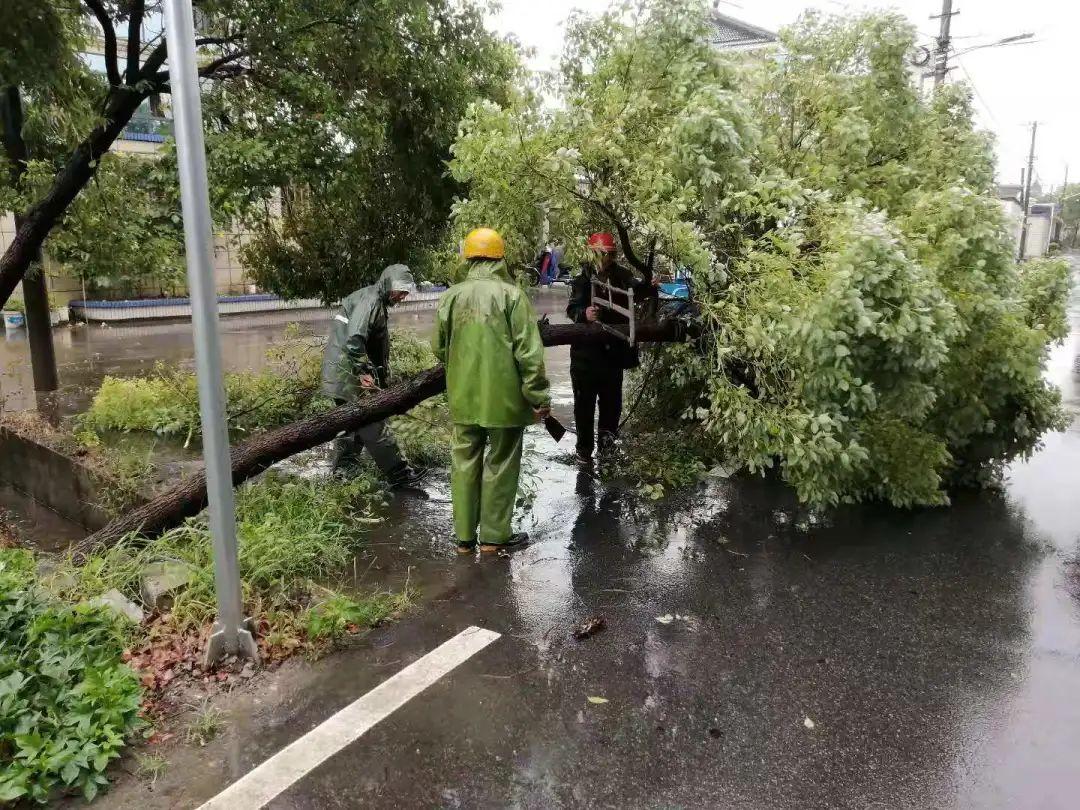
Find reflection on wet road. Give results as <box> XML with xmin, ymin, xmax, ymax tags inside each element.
<box><xmin>42</xmin><ymin>282</ymin><xmax>1080</xmax><ymax>809</ymax></box>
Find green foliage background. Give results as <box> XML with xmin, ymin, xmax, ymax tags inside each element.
<box><xmin>449</xmin><ymin>0</ymin><xmax>1072</xmax><ymax>507</ymax></box>
<box><xmin>2</xmin><ymin>0</ymin><xmax>517</xmax><ymax>301</ymax></box>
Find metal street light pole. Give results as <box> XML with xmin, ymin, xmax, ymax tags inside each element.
<box><xmin>163</xmin><ymin>0</ymin><xmax>257</xmax><ymax>666</ymax></box>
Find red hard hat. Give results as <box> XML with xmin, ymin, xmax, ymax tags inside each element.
<box><xmin>587</xmin><ymin>232</ymin><xmax>616</xmax><ymax>253</ymax></box>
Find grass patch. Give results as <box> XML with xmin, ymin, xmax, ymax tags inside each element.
<box><xmin>77</xmin><ymin>324</ymin><xmax>331</xmax><ymax>444</ymax></box>
<box><xmin>305</xmin><ymin>591</ymin><xmax>410</xmax><ymax>643</ymax></box>
<box><xmin>184</xmin><ymin>702</ymin><xmax>223</xmax><ymax>747</ymax></box>
<box><xmin>0</xmin><ymin>549</ymin><xmax>143</xmax><ymax>804</ymax></box>
<box><xmin>58</xmin><ymin>472</ymin><xmax>389</xmax><ymax>629</ymax></box>
<box><xmin>133</xmin><ymin>752</ymin><xmax>167</xmax><ymax>786</ymax></box>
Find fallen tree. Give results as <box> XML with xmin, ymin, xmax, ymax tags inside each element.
<box><xmin>73</xmin><ymin>319</ymin><xmax>685</xmax><ymax>556</ymax></box>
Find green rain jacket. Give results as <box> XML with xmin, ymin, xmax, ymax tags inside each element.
<box><xmin>433</xmin><ymin>259</ymin><xmax>551</xmax><ymax>428</ymax></box>
<box><xmin>321</xmin><ymin>264</ymin><xmax>414</xmax><ymax>401</ymax></box>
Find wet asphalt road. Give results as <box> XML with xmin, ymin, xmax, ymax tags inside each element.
<box><xmin>85</xmin><ymin>273</ymin><xmax>1080</xmax><ymax>810</ymax></box>
<box><xmin>5</xmin><ymin>280</ymin><xmax>1070</xmax><ymax>809</ymax></box>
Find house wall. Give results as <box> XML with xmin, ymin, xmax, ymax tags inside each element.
<box><xmin>1000</xmin><ymin>199</ymin><xmax>1024</xmax><ymax>250</ymax></box>
<box><xmin>1026</xmin><ymin>215</ymin><xmax>1053</xmax><ymax>259</ymax></box>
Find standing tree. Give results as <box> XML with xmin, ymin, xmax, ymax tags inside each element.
<box><xmin>1058</xmin><ymin>183</ymin><xmax>1080</xmax><ymax>248</ymax></box>
<box><xmin>449</xmin><ymin>0</ymin><xmax>1070</xmax><ymax>507</ymax></box>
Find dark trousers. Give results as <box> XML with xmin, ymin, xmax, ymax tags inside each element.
<box><xmin>332</xmin><ymin>398</ymin><xmax>408</xmax><ymax>480</ymax></box>
<box><xmin>571</xmin><ymin>365</ymin><xmax>624</xmax><ymax>458</ymax></box>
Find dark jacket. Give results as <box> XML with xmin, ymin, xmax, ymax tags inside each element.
<box><xmin>321</xmin><ymin>264</ymin><xmax>413</xmax><ymax>400</ymax></box>
<box><xmin>566</xmin><ymin>262</ymin><xmax>653</xmax><ymax>371</ymax></box>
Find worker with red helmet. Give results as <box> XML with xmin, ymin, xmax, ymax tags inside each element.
<box><xmin>566</xmin><ymin>231</ymin><xmax>656</xmax><ymax>463</ymax></box>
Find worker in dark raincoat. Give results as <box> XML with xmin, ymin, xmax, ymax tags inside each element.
<box><xmin>566</xmin><ymin>232</ymin><xmax>655</xmax><ymax>463</ymax></box>
<box><xmin>321</xmin><ymin>264</ymin><xmax>426</xmax><ymax>489</ymax></box>
<box><xmin>433</xmin><ymin>228</ymin><xmax>551</xmax><ymax>554</ymax></box>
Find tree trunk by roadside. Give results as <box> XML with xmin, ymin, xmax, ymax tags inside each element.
<box><xmin>21</xmin><ymin>264</ymin><xmax>58</xmax><ymax>392</ymax></box>
<box><xmin>1</xmin><ymin>88</ymin><xmax>58</xmax><ymax>388</ymax></box>
<box><xmin>73</xmin><ymin>319</ymin><xmax>685</xmax><ymax>556</ymax></box>
<box><xmin>0</xmin><ymin>89</ymin><xmax>146</xmax><ymax>308</ymax></box>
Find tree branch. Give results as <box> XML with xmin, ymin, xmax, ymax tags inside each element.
<box><xmin>82</xmin><ymin>0</ymin><xmax>122</xmax><ymax>86</ymax></box>
<box><xmin>149</xmin><ymin>49</ymin><xmax>249</xmax><ymax>88</ymax></box>
<box><xmin>0</xmin><ymin>86</ymin><xmax>147</xmax><ymax>307</ymax></box>
<box><xmin>126</xmin><ymin>0</ymin><xmax>146</xmax><ymax>83</ymax></box>
<box><xmin>613</xmin><ymin>219</ymin><xmax>650</xmax><ymax>277</ymax></box>
<box><xmin>196</xmin><ymin>33</ymin><xmax>246</xmax><ymax>47</ymax></box>
<box><xmin>140</xmin><ymin>40</ymin><xmax>168</xmax><ymax>78</ymax></box>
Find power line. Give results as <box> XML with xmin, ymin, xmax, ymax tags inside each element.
<box><xmin>954</xmin><ymin>57</ymin><xmax>997</xmax><ymax>123</ymax></box>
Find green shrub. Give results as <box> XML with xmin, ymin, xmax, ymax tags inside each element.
<box><xmin>77</xmin><ymin>328</ymin><xmax>447</xmax><ymax>466</ymax></box>
<box><xmin>78</xmin><ymin>328</ymin><xmax>330</xmax><ymax>442</ymax></box>
<box><xmin>2</xmin><ymin>297</ymin><xmax>25</xmax><ymax>314</ymax></box>
<box><xmin>0</xmin><ymin>550</ymin><xmax>143</xmax><ymax>804</ymax></box>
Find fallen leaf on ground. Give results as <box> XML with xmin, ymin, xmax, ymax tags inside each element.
<box><xmin>587</xmin><ymin>696</ymin><xmax>609</xmax><ymax>705</ymax></box>
<box><xmin>572</xmin><ymin>616</ymin><xmax>607</xmax><ymax>640</ymax></box>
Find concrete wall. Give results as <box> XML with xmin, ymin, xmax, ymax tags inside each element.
<box><xmin>1026</xmin><ymin>214</ymin><xmax>1053</xmax><ymax>258</ymax></box>
<box><xmin>0</xmin><ymin>426</ymin><xmax>114</xmax><ymax>531</ymax></box>
<box><xmin>998</xmin><ymin>199</ymin><xmax>1055</xmax><ymax>259</ymax></box>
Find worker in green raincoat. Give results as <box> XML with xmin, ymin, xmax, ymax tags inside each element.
<box><xmin>321</xmin><ymin>264</ymin><xmax>426</xmax><ymax>489</ymax></box>
<box><xmin>433</xmin><ymin>228</ymin><xmax>551</xmax><ymax>553</ymax></box>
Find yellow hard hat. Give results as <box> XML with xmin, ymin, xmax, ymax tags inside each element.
<box><xmin>462</xmin><ymin>227</ymin><xmax>505</xmax><ymax>260</ymax></box>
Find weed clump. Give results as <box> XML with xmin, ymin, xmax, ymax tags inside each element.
<box><xmin>77</xmin><ymin>332</ymin><xmax>330</xmax><ymax>443</ymax></box>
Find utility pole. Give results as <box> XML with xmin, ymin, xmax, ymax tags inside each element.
<box><xmin>931</xmin><ymin>0</ymin><xmax>958</xmax><ymax>87</ymax></box>
<box><xmin>1018</xmin><ymin>121</ymin><xmax>1038</xmax><ymax>262</ymax></box>
<box><xmin>164</xmin><ymin>0</ymin><xmax>257</xmax><ymax>667</ymax></box>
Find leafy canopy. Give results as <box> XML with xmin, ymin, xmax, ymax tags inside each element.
<box><xmin>2</xmin><ymin>0</ymin><xmax>517</xmax><ymax>301</ymax></box>
<box><xmin>449</xmin><ymin>0</ymin><xmax>1070</xmax><ymax>507</ymax></box>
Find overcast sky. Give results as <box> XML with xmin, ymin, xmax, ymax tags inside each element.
<box><xmin>490</xmin><ymin>0</ymin><xmax>1077</xmax><ymax>190</ymax></box>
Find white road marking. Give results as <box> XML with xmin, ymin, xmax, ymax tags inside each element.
<box><xmin>197</xmin><ymin>625</ymin><xmax>500</xmax><ymax>810</ymax></box>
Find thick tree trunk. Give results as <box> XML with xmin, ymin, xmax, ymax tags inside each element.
<box><xmin>0</xmin><ymin>88</ymin><xmax>146</xmax><ymax>308</ymax></box>
<box><xmin>21</xmin><ymin>264</ymin><xmax>57</xmax><ymax>392</ymax></box>
<box><xmin>73</xmin><ymin>319</ymin><xmax>684</xmax><ymax>555</ymax></box>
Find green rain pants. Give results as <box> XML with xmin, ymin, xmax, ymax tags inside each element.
<box><xmin>450</xmin><ymin>423</ymin><xmax>524</xmax><ymax>545</ymax></box>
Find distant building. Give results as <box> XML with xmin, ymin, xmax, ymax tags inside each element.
<box><xmin>997</xmin><ymin>185</ymin><xmax>1057</xmax><ymax>259</ymax></box>
<box><xmin>707</xmin><ymin>11</ymin><xmax>776</xmax><ymax>51</ymax></box>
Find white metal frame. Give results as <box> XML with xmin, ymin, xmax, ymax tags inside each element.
<box><xmin>591</xmin><ymin>277</ymin><xmax>636</xmax><ymax>345</ymax></box>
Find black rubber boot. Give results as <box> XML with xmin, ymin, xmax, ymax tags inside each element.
<box><xmin>479</xmin><ymin>533</ymin><xmax>529</xmax><ymax>554</ymax></box>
